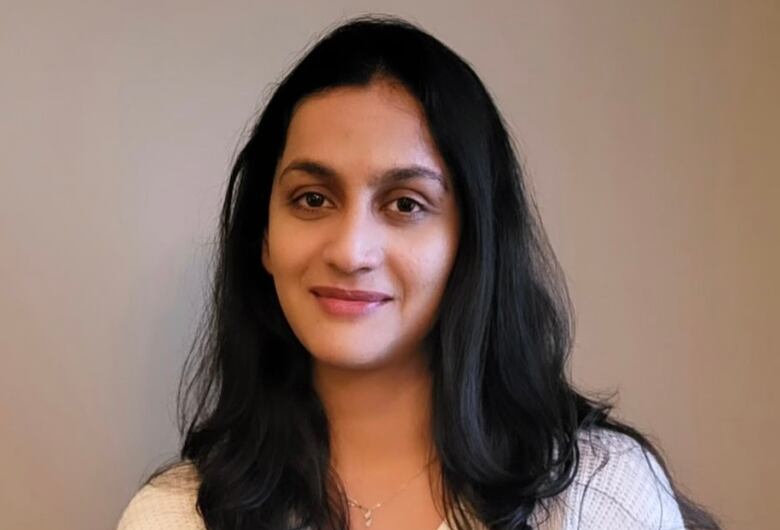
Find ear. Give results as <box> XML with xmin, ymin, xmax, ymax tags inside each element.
<box><xmin>261</xmin><ymin>229</ymin><xmax>272</xmax><ymax>275</ymax></box>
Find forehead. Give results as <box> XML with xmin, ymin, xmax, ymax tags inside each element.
<box><xmin>276</xmin><ymin>80</ymin><xmax>449</xmax><ymax>184</ymax></box>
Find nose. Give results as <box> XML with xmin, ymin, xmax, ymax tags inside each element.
<box><xmin>321</xmin><ymin>204</ymin><xmax>384</xmax><ymax>275</ymax></box>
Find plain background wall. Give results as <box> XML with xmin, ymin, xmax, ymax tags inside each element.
<box><xmin>1</xmin><ymin>1</ymin><xmax>777</xmax><ymax>528</ymax></box>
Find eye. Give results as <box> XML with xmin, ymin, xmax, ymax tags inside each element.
<box><xmin>290</xmin><ymin>191</ymin><xmax>332</xmax><ymax>212</ymax></box>
<box><xmin>388</xmin><ymin>196</ymin><xmax>425</xmax><ymax>216</ymax></box>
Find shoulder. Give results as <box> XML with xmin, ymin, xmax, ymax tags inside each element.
<box><xmin>533</xmin><ymin>428</ymin><xmax>686</xmax><ymax>530</ymax></box>
<box><xmin>116</xmin><ymin>462</ymin><xmax>205</xmax><ymax>530</ymax></box>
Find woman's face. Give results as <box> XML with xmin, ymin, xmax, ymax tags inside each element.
<box><xmin>263</xmin><ymin>78</ymin><xmax>460</xmax><ymax>370</ymax></box>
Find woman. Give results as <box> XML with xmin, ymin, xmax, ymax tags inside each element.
<box><xmin>117</xmin><ymin>14</ymin><xmax>720</xmax><ymax>530</ymax></box>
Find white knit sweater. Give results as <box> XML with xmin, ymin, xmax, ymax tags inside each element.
<box><xmin>116</xmin><ymin>428</ymin><xmax>685</xmax><ymax>529</ymax></box>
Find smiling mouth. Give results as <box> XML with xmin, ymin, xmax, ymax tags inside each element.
<box><xmin>310</xmin><ymin>286</ymin><xmax>393</xmax><ymax>302</ymax></box>
<box><xmin>310</xmin><ymin>287</ymin><xmax>392</xmax><ymax>317</ymax></box>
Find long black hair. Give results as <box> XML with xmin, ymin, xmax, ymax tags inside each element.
<box><xmin>145</xmin><ymin>14</ymin><xmax>720</xmax><ymax>530</ymax></box>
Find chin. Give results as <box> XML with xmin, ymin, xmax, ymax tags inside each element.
<box><xmin>309</xmin><ymin>348</ymin><xmax>390</xmax><ymax>371</ymax></box>
<box><xmin>292</xmin><ymin>322</ymin><xmax>429</xmax><ymax>371</ymax></box>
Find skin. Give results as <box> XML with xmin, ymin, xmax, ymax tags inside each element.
<box><xmin>262</xmin><ymin>77</ymin><xmax>460</xmax><ymax>530</ymax></box>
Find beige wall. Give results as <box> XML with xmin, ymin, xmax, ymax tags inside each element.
<box><xmin>1</xmin><ymin>1</ymin><xmax>777</xmax><ymax>529</ymax></box>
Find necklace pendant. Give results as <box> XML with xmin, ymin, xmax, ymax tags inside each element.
<box><xmin>363</xmin><ymin>509</ymin><xmax>373</xmax><ymax>527</ymax></box>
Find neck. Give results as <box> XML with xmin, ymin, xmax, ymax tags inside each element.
<box><xmin>313</xmin><ymin>354</ymin><xmax>436</xmax><ymax>480</ymax></box>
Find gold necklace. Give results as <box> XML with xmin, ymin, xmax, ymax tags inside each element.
<box><xmin>345</xmin><ymin>462</ymin><xmax>431</xmax><ymax>528</ymax></box>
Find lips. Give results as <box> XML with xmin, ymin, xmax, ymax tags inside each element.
<box><xmin>309</xmin><ymin>286</ymin><xmax>393</xmax><ymax>318</ymax></box>
<box><xmin>310</xmin><ymin>286</ymin><xmax>393</xmax><ymax>302</ymax></box>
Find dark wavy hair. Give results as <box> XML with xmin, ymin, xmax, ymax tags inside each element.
<box><xmin>144</xmin><ymin>13</ymin><xmax>720</xmax><ymax>530</ymax></box>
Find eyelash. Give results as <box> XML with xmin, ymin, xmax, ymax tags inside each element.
<box><xmin>289</xmin><ymin>191</ymin><xmax>427</xmax><ymax>218</ymax></box>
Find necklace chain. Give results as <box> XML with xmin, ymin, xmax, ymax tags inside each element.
<box><xmin>345</xmin><ymin>461</ymin><xmax>432</xmax><ymax>528</ymax></box>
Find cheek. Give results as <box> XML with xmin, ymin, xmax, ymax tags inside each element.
<box><xmin>396</xmin><ymin>229</ymin><xmax>458</xmax><ymax>295</ymax></box>
<box><xmin>266</xmin><ymin>213</ymin><xmax>312</xmax><ymax>279</ymax></box>
<box><xmin>269</xmin><ymin>231</ymin><xmax>313</xmax><ymax>278</ymax></box>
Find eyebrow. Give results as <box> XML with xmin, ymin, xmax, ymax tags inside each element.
<box><xmin>277</xmin><ymin>158</ymin><xmax>449</xmax><ymax>192</ymax></box>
